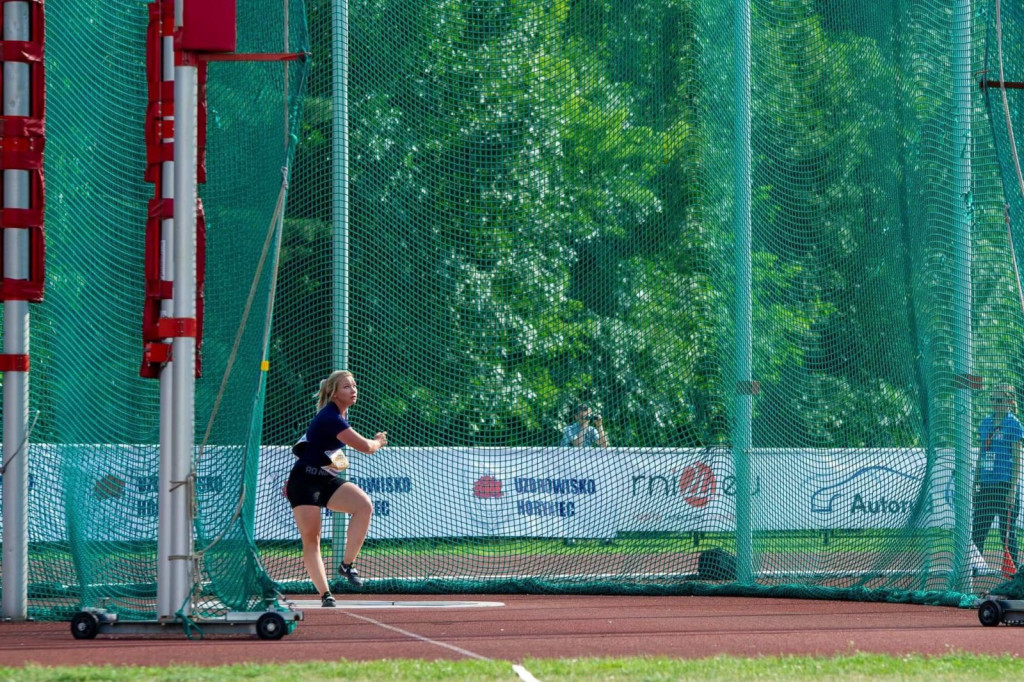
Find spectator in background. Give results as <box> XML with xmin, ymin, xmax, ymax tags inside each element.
<box><xmin>561</xmin><ymin>404</ymin><xmax>609</xmax><ymax>448</ymax></box>
<box><xmin>560</xmin><ymin>404</ymin><xmax>611</xmax><ymax>547</ymax></box>
<box><xmin>972</xmin><ymin>384</ymin><xmax>1023</xmax><ymax>575</ymax></box>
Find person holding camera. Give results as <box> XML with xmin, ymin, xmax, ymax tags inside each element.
<box><xmin>561</xmin><ymin>404</ymin><xmax>608</xmax><ymax>448</ymax></box>
<box><xmin>559</xmin><ymin>404</ymin><xmax>610</xmax><ymax>546</ymax></box>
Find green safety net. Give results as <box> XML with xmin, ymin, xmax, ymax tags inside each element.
<box><xmin>0</xmin><ymin>0</ymin><xmax>308</xmax><ymax>621</ymax></box>
<box><xmin>263</xmin><ymin>0</ymin><xmax>1024</xmax><ymax>605</ymax></box>
<box><xmin>982</xmin><ymin>0</ymin><xmax>1024</xmax><ymax>598</ymax></box>
<box><xmin>9</xmin><ymin>0</ymin><xmax>1024</xmax><ymax>622</ymax></box>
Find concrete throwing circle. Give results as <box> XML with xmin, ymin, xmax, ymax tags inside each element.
<box><xmin>288</xmin><ymin>599</ymin><xmax>505</xmax><ymax>609</ymax></box>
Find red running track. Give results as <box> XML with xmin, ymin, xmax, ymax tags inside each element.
<box><xmin>0</xmin><ymin>595</ymin><xmax>1021</xmax><ymax>668</ymax></box>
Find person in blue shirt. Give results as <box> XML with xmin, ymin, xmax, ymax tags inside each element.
<box><xmin>559</xmin><ymin>404</ymin><xmax>609</xmax><ymax>546</ymax></box>
<box><xmin>972</xmin><ymin>385</ymin><xmax>1023</xmax><ymax>572</ymax></box>
<box><xmin>286</xmin><ymin>370</ymin><xmax>387</xmax><ymax>606</ymax></box>
<box><xmin>560</xmin><ymin>404</ymin><xmax>608</xmax><ymax>448</ymax></box>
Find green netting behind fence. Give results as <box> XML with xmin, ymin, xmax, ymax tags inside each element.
<box><xmin>7</xmin><ymin>0</ymin><xmax>1024</xmax><ymax>621</ymax></box>
<box><xmin>0</xmin><ymin>1</ymin><xmax>308</xmax><ymax>620</ymax></box>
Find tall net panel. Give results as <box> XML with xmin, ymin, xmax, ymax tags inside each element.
<box><xmin>262</xmin><ymin>0</ymin><xmax>1024</xmax><ymax>603</ymax></box>
<box><xmin>6</xmin><ymin>0</ymin><xmax>1024</xmax><ymax>620</ymax></box>
<box><xmin>0</xmin><ymin>1</ymin><xmax>307</xmax><ymax>620</ymax></box>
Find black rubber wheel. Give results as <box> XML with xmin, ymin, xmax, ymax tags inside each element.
<box><xmin>70</xmin><ymin>611</ymin><xmax>100</xmax><ymax>640</ymax></box>
<box><xmin>978</xmin><ymin>599</ymin><xmax>1003</xmax><ymax>627</ymax></box>
<box><xmin>256</xmin><ymin>611</ymin><xmax>287</xmax><ymax>640</ymax></box>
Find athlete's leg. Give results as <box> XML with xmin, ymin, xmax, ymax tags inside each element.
<box><xmin>293</xmin><ymin>505</ymin><xmax>329</xmax><ymax>595</ymax></box>
<box><xmin>326</xmin><ymin>482</ymin><xmax>374</xmax><ymax>564</ymax></box>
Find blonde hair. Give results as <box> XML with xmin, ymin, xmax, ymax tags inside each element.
<box><xmin>317</xmin><ymin>370</ymin><xmax>355</xmax><ymax>410</ymax></box>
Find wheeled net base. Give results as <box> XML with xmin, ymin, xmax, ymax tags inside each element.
<box><xmin>977</xmin><ymin>598</ymin><xmax>1024</xmax><ymax>626</ymax></box>
<box><xmin>69</xmin><ymin>607</ymin><xmax>303</xmax><ymax>640</ymax></box>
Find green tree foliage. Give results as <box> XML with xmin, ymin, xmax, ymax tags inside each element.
<box><xmin>272</xmin><ymin>0</ymin><xmax>725</xmax><ymax>447</ymax></box>
<box><xmin>746</xmin><ymin>3</ymin><xmax>926</xmax><ymax>447</ymax></box>
<box><xmin>266</xmin><ymin>0</ymin><xmax>1019</xmax><ymax>451</ymax></box>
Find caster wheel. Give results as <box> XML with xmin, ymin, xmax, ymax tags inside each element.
<box><xmin>70</xmin><ymin>611</ymin><xmax>100</xmax><ymax>639</ymax></box>
<box><xmin>256</xmin><ymin>611</ymin><xmax>287</xmax><ymax>640</ymax></box>
<box><xmin>978</xmin><ymin>599</ymin><xmax>1003</xmax><ymax>627</ymax></box>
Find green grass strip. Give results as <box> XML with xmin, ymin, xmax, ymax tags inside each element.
<box><xmin>2</xmin><ymin>653</ymin><xmax>1021</xmax><ymax>681</ymax></box>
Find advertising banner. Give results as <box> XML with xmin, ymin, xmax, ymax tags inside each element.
<box><xmin>618</xmin><ymin>447</ymin><xmax>955</xmax><ymax>533</ymax></box>
<box><xmin>255</xmin><ymin>446</ymin><xmax>622</xmax><ymax>540</ymax></box>
<box><xmin>0</xmin><ymin>445</ymin><xmax>978</xmax><ymax>541</ymax></box>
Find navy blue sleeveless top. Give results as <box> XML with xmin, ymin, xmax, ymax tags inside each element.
<box><xmin>296</xmin><ymin>402</ymin><xmax>351</xmax><ymax>468</ymax></box>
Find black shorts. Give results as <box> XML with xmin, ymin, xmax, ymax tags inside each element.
<box><xmin>286</xmin><ymin>462</ymin><xmax>346</xmax><ymax>508</ymax></box>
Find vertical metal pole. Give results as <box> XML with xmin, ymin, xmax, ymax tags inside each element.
<box><xmin>952</xmin><ymin>0</ymin><xmax>973</xmax><ymax>591</ymax></box>
<box><xmin>330</xmin><ymin>0</ymin><xmax>350</xmax><ymax>574</ymax></box>
<box><xmin>731</xmin><ymin>0</ymin><xmax>754</xmax><ymax>584</ymax></box>
<box><xmin>168</xmin><ymin>0</ymin><xmax>198</xmax><ymax>618</ymax></box>
<box><xmin>156</xmin><ymin>23</ymin><xmax>177</xmax><ymax>620</ymax></box>
<box><xmin>283</xmin><ymin>0</ymin><xmax>290</xmax><ymax>151</ymax></box>
<box><xmin>1</xmin><ymin>1</ymin><xmax>31</xmax><ymax>621</ymax></box>
<box><xmin>331</xmin><ymin>0</ymin><xmax>349</xmax><ymax>375</ymax></box>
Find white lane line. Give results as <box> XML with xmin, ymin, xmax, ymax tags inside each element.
<box><xmin>341</xmin><ymin>609</ymin><xmax>542</xmax><ymax>680</ymax></box>
<box><xmin>341</xmin><ymin>609</ymin><xmax>491</xmax><ymax>661</ymax></box>
<box><xmin>292</xmin><ymin>599</ymin><xmax>505</xmax><ymax>609</ymax></box>
<box><xmin>513</xmin><ymin>663</ymin><xmax>541</xmax><ymax>682</ymax></box>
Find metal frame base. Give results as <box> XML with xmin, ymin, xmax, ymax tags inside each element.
<box><xmin>70</xmin><ymin>607</ymin><xmax>303</xmax><ymax>640</ymax></box>
<box><xmin>977</xmin><ymin>598</ymin><xmax>1024</xmax><ymax>626</ymax></box>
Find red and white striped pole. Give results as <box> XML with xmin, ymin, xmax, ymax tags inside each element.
<box><xmin>1</xmin><ymin>0</ymin><xmax>45</xmax><ymax>622</ymax></box>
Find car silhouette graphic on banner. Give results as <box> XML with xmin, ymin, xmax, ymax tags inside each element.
<box><xmin>810</xmin><ymin>465</ymin><xmax>923</xmax><ymax>526</ymax></box>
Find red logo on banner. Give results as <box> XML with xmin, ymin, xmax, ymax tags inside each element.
<box><xmin>474</xmin><ymin>475</ymin><xmax>503</xmax><ymax>498</ymax></box>
<box><xmin>678</xmin><ymin>462</ymin><xmax>716</xmax><ymax>508</ymax></box>
<box><xmin>93</xmin><ymin>474</ymin><xmax>126</xmax><ymax>500</ymax></box>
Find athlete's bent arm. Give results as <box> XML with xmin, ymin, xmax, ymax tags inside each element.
<box><xmin>339</xmin><ymin>428</ymin><xmax>387</xmax><ymax>454</ymax></box>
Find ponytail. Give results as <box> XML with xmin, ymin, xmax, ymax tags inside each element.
<box><xmin>317</xmin><ymin>370</ymin><xmax>354</xmax><ymax>410</ymax></box>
